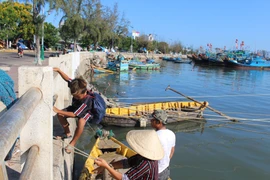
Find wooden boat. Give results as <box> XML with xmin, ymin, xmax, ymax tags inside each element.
<box><xmin>93</xmin><ymin>67</ymin><xmax>114</xmax><ymax>74</ymax></box>
<box><xmin>79</xmin><ymin>136</ymin><xmax>137</xmax><ymax>180</ymax></box>
<box><xmin>191</xmin><ymin>54</ymin><xmax>209</xmax><ymax>64</ymax></box>
<box><xmin>128</xmin><ymin>59</ymin><xmax>160</xmax><ymax>70</ymax></box>
<box><xmin>102</xmin><ymin>101</ymin><xmax>209</xmax><ymax>127</ymax></box>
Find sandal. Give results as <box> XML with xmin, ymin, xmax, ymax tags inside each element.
<box><xmin>65</xmin><ymin>145</ymin><xmax>74</xmax><ymax>154</ymax></box>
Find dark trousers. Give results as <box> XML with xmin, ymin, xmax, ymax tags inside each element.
<box><xmin>158</xmin><ymin>166</ymin><xmax>170</xmax><ymax>180</ymax></box>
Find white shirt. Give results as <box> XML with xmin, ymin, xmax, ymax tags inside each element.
<box><xmin>157</xmin><ymin>129</ymin><xmax>176</xmax><ymax>173</ymax></box>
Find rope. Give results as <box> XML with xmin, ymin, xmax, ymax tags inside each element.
<box><xmin>217</xmin><ymin>111</ymin><xmax>270</xmax><ymax>117</ymax></box>
<box><xmin>204</xmin><ymin>113</ymin><xmax>270</xmax><ymax>118</ymax></box>
<box><xmin>205</xmin><ymin>117</ymin><xmax>270</xmax><ymax>123</ymax></box>
<box><xmin>178</xmin><ymin>136</ymin><xmax>269</xmax><ymax>150</ymax></box>
<box><xmin>223</xmin><ymin>126</ymin><xmax>270</xmax><ymax>135</ymax></box>
<box><xmin>204</xmin><ymin>112</ymin><xmax>270</xmax><ymax>118</ymax></box>
<box><xmin>0</xmin><ymin>69</ymin><xmax>17</xmax><ymax>108</ymax></box>
<box><xmin>109</xmin><ymin>94</ymin><xmax>270</xmax><ymax>100</ymax></box>
<box><xmin>180</xmin><ymin>118</ymin><xmax>270</xmax><ymax>136</ymax></box>
<box><xmin>205</xmin><ymin>118</ymin><xmax>270</xmax><ymax>125</ymax></box>
<box><xmin>53</xmin><ymin>136</ymin><xmax>94</xmax><ymax>159</ymax></box>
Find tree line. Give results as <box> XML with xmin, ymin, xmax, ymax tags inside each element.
<box><xmin>0</xmin><ymin>1</ymin><xmax>189</xmax><ymax>61</ymax></box>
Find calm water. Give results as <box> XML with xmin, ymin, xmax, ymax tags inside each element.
<box><xmin>75</xmin><ymin>60</ymin><xmax>270</xmax><ymax>180</ymax></box>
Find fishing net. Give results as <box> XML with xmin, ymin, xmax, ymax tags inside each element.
<box><xmin>0</xmin><ymin>69</ymin><xmax>17</xmax><ymax>109</ymax></box>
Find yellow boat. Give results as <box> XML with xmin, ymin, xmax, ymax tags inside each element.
<box><xmin>93</xmin><ymin>67</ymin><xmax>115</xmax><ymax>74</ymax></box>
<box><xmin>103</xmin><ymin>101</ymin><xmax>209</xmax><ymax>127</ymax></box>
<box><xmin>79</xmin><ymin>136</ymin><xmax>137</xmax><ymax>180</ymax></box>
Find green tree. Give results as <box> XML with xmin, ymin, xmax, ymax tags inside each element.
<box><xmin>82</xmin><ymin>0</ymin><xmax>106</xmax><ymax>48</ymax></box>
<box><xmin>81</xmin><ymin>1</ymin><xmax>130</xmax><ymax>50</ymax></box>
<box><xmin>171</xmin><ymin>41</ymin><xmax>183</xmax><ymax>54</ymax></box>
<box><xmin>0</xmin><ymin>2</ymin><xmax>34</xmax><ymax>46</ymax></box>
<box><xmin>44</xmin><ymin>22</ymin><xmax>60</xmax><ymax>49</ymax></box>
<box><xmin>51</xmin><ymin>0</ymin><xmax>85</xmax><ymax>52</ymax></box>
<box><xmin>136</xmin><ymin>34</ymin><xmax>149</xmax><ymax>51</ymax></box>
<box><xmin>59</xmin><ymin>14</ymin><xmax>84</xmax><ymax>51</ymax></box>
<box><xmin>32</xmin><ymin>0</ymin><xmax>46</xmax><ymax>64</ymax></box>
<box><xmin>157</xmin><ymin>41</ymin><xmax>169</xmax><ymax>54</ymax></box>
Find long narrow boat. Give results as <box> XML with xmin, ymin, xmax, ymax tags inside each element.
<box><xmin>128</xmin><ymin>62</ymin><xmax>160</xmax><ymax>70</ymax></box>
<box><xmin>79</xmin><ymin>136</ymin><xmax>137</xmax><ymax>180</ymax></box>
<box><xmin>102</xmin><ymin>101</ymin><xmax>208</xmax><ymax>127</ymax></box>
<box><xmin>93</xmin><ymin>67</ymin><xmax>115</xmax><ymax>73</ymax></box>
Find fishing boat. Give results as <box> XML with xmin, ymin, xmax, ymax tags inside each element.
<box><xmin>128</xmin><ymin>59</ymin><xmax>160</xmax><ymax>70</ymax></box>
<box><xmin>191</xmin><ymin>53</ymin><xmax>209</xmax><ymax>64</ymax></box>
<box><xmin>79</xmin><ymin>135</ymin><xmax>137</xmax><ymax>180</ymax></box>
<box><xmin>102</xmin><ymin>101</ymin><xmax>208</xmax><ymax>127</ymax></box>
<box><xmin>93</xmin><ymin>67</ymin><xmax>115</xmax><ymax>74</ymax></box>
<box><xmin>162</xmin><ymin>56</ymin><xmax>170</xmax><ymax>60</ymax></box>
<box><xmin>174</xmin><ymin>59</ymin><xmax>192</xmax><ymax>63</ymax></box>
<box><xmin>227</xmin><ymin>55</ymin><xmax>270</xmax><ymax>69</ymax></box>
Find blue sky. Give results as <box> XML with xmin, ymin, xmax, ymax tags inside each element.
<box><xmin>46</xmin><ymin>0</ymin><xmax>270</xmax><ymax>51</ymax></box>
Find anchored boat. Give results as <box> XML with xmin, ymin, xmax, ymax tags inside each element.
<box><xmin>79</xmin><ymin>135</ymin><xmax>136</xmax><ymax>180</ymax></box>
<box><xmin>102</xmin><ymin>101</ymin><xmax>208</xmax><ymax>127</ymax></box>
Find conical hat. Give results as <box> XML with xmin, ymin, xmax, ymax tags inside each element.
<box><xmin>126</xmin><ymin>130</ymin><xmax>164</xmax><ymax>160</ymax></box>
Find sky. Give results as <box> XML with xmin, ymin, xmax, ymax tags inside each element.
<box><xmin>46</xmin><ymin>0</ymin><xmax>270</xmax><ymax>51</ymax></box>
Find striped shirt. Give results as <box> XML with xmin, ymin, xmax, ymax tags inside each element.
<box><xmin>124</xmin><ymin>155</ymin><xmax>158</xmax><ymax>180</ymax></box>
<box><xmin>66</xmin><ymin>80</ymin><xmax>93</xmax><ymax>121</ymax></box>
<box><xmin>69</xmin><ymin>93</ymin><xmax>93</xmax><ymax>121</ymax></box>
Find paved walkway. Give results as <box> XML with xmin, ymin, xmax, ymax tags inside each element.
<box><xmin>0</xmin><ymin>51</ymin><xmax>50</xmax><ymax>94</ymax></box>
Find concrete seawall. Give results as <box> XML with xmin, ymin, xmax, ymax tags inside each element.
<box><xmin>1</xmin><ymin>51</ymin><xmax>106</xmax><ymax>179</ymax></box>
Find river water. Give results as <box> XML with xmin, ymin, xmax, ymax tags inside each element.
<box><xmin>75</xmin><ymin>60</ymin><xmax>270</xmax><ymax>180</ymax></box>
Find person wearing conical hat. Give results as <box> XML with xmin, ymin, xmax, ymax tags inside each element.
<box><xmin>151</xmin><ymin>109</ymin><xmax>176</xmax><ymax>180</ymax></box>
<box><xmin>94</xmin><ymin>130</ymin><xmax>164</xmax><ymax>180</ymax></box>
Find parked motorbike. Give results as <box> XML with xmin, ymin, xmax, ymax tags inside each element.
<box><xmin>18</xmin><ymin>47</ymin><xmax>23</xmax><ymax>58</ymax></box>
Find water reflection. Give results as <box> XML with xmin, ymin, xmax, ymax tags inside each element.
<box><xmin>78</xmin><ymin>59</ymin><xmax>270</xmax><ymax>179</ymax></box>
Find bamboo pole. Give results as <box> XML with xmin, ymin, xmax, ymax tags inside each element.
<box><xmin>165</xmin><ymin>85</ymin><xmax>237</xmax><ymax>122</ymax></box>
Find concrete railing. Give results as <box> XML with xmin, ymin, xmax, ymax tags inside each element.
<box><xmin>0</xmin><ymin>87</ymin><xmax>42</xmax><ymax>179</ymax></box>
<box><xmin>0</xmin><ymin>51</ymin><xmax>107</xmax><ymax>180</ymax></box>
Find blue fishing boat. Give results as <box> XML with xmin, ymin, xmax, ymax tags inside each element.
<box><xmin>227</xmin><ymin>56</ymin><xmax>270</xmax><ymax>69</ymax></box>
<box><xmin>107</xmin><ymin>54</ymin><xmax>129</xmax><ymax>71</ymax></box>
<box><xmin>162</xmin><ymin>56</ymin><xmax>170</xmax><ymax>60</ymax></box>
<box><xmin>174</xmin><ymin>59</ymin><xmax>192</xmax><ymax>63</ymax></box>
<box><xmin>129</xmin><ymin>58</ymin><xmax>160</xmax><ymax>70</ymax></box>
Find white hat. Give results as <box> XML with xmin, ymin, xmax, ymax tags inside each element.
<box><xmin>126</xmin><ymin>130</ymin><xmax>164</xmax><ymax>160</ymax></box>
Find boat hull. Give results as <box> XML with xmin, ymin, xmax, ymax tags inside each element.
<box><xmin>129</xmin><ymin>63</ymin><xmax>160</xmax><ymax>70</ymax></box>
<box><xmin>227</xmin><ymin>59</ymin><xmax>270</xmax><ymax>70</ymax></box>
<box><xmin>102</xmin><ymin>101</ymin><xmax>208</xmax><ymax>127</ymax></box>
<box><xmin>79</xmin><ymin>137</ymin><xmax>136</xmax><ymax>180</ymax></box>
<box><xmin>174</xmin><ymin>59</ymin><xmax>192</xmax><ymax>63</ymax></box>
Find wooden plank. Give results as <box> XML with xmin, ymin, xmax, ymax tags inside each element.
<box><xmin>97</xmin><ymin>139</ymin><xmax>121</xmax><ymax>149</ymax></box>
